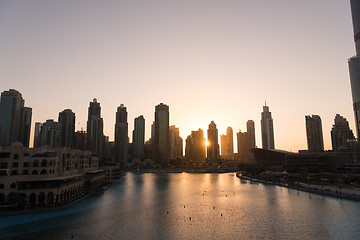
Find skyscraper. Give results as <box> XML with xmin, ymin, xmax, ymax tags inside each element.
<box><xmin>207</xmin><ymin>121</ymin><xmax>219</xmax><ymax>159</ymax></box>
<box><xmin>115</xmin><ymin>104</ymin><xmax>128</xmax><ymax>167</ymax></box>
<box><xmin>0</xmin><ymin>89</ymin><xmax>32</xmax><ymax>147</ymax></box>
<box><xmin>169</xmin><ymin>125</ymin><xmax>183</xmax><ymax>160</ymax></box>
<box><xmin>237</xmin><ymin>131</ymin><xmax>247</xmax><ymax>153</ymax></box>
<box><xmin>39</xmin><ymin>119</ymin><xmax>62</xmax><ymax>148</ymax></box>
<box><xmin>185</xmin><ymin>128</ymin><xmax>206</xmax><ymax>163</ymax></box>
<box><xmin>305</xmin><ymin>115</ymin><xmax>324</xmax><ymax>152</ymax></box>
<box><xmin>348</xmin><ymin>0</ymin><xmax>360</xmax><ymax>137</ymax></box>
<box><xmin>154</xmin><ymin>103</ymin><xmax>169</xmax><ymax>164</ymax></box>
<box><xmin>246</xmin><ymin>120</ymin><xmax>256</xmax><ymax>150</ymax></box>
<box><xmin>132</xmin><ymin>115</ymin><xmax>145</xmax><ymax>160</ymax></box>
<box><xmin>86</xmin><ymin>98</ymin><xmax>104</xmax><ymax>156</ymax></box>
<box><xmin>20</xmin><ymin>107</ymin><xmax>32</xmax><ymax>147</ymax></box>
<box><xmin>33</xmin><ymin>122</ymin><xmax>42</xmax><ymax>148</ymax></box>
<box><xmin>221</xmin><ymin>127</ymin><xmax>234</xmax><ymax>156</ymax></box>
<box><xmin>261</xmin><ymin>103</ymin><xmax>275</xmax><ymax>149</ymax></box>
<box><xmin>331</xmin><ymin>114</ymin><xmax>355</xmax><ymax>151</ymax></box>
<box><xmin>237</xmin><ymin>120</ymin><xmax>256</xmax><ymax>154</ymax></box>
<box><xmin>58</xmin><ymin>109</ymin><xmax>75</xmax><ymax>149</ymax></box>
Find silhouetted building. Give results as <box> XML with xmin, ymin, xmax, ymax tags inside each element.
<box><xmin>58</xmin><ymin>109</ymin><xmax>75</xmax><ymax>149</ymax></box>
<box><xmin>39</xmin><ymin>119</ymin><xmax>62</xmax><ymax>148</ymax></box>
<box><xmin>154</xmin><ymin>103</ymin><xmax>169</xmax><ymax>164</ymax></box>
<box><xmin>305</xmin><ymin>115</ymin><xmax>324</xmax><ymax>152</ymax></box>
<box><xmin>185</xmin><ymin>129</ymin><xmax>206</xmax><ymax>164</ymax></box>
<box><xmin>237</xmin><ymin>131</ymin><xmax>247</xmax><ymax>153</ymax></box>
<box><xmin>261</xmin><ymin>103</ymin><xmax>275</xmax><ymax>149</ymax></box>
<box><xmin>86</xmin><ymin>98</ymin><xmax>104</xmax><ymax>156</ymax></box>
<box><xmin>115</xmin><ymin>104</ymin><xmax>128</xmax><ymax>167</ymax></box>
<box><xmin>0</xmin><ymin>89</ymin><xmax>32</xmax><ymax>147</ymax></box>
<box><xmin>237</xmin><ymin>120</ymin><xmax>256</xmax><ymax>154</ymax></box>
<box><xmin>246</xmin><ymin>120</ymin><xmax>256</xmax><ymax>149</ymax></box>
<box><xmin>20</xmin><ymin>107</ymin><xmax>32</xmax><ymax>147</ymax></box>
<box><xmin>33</xmin><ymin>122</ymin><xmax>42</xmax><ymax>148</ymax></box>
<box><xmin>133</xmin><ymin>115</ymin><xmax>145</xmax><ymax>160</ymax></box>
<box><xmin>169</xmin><ymin>125</ymin><xmax>183</xmax><ymax>159</ymax></box>
<box><xmin>348</xmin><ymin>0</ymin><xmax>360</xmax><ymax>137</ymax></box>
<box><xmin>221</xmin><ymin>127</ymin><xmax>234</xmax><ymax>156</ymax></box>
<box><xmin>207</xmin><ymin>121</ymin><xmax>219</xmax><ymax>159</ymax></box>
<box><xmin>74</xmin><ymin>130</ymin><xmax>86</xmax><ymax>150</ymax></box>
<box><xmin>331</xmin><ymin>114</ymin><xmax>355</xmax><ymax>151</ymax></box>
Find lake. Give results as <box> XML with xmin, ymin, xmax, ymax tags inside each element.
<box><xmin>1</xmin><ymin>172</ymin><xmax>360</xmax><ymax>239</ymax></box>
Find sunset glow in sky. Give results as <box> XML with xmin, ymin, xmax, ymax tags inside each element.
<box><xmin>0</xmin><ymin>0</ymin><xmax>356</xmax><ymax>152</ymax></box>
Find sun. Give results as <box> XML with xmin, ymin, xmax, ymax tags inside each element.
<box><xmin>205</xmin><ymin>140</ymin><xmax>210</xmax><ymax>146</ymax></box>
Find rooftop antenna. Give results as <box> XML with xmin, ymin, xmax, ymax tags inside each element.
<box><xmin>265</xmin><ymin>100</ymin><xmax>267</xmax><ymax>106</ymax></box>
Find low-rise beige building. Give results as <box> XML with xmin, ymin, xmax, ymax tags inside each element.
<box><xmin>0</xmin><ymin>142</ymin><xmax>105</xmax><ymax>209</ymax></box>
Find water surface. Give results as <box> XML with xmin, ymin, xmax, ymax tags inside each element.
<box><xmin>1</xmin><ymin>172</ymin><xmax>360</xmax><ymax>239</ymax></box>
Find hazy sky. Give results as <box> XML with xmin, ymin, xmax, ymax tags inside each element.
<box><xmin>0</xmin><ymin>0</ymin><xmax>355</xmax><ymax>152</ymax></box>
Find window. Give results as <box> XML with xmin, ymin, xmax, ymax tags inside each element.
<box><xmin>40</xmin><ymin>169</ymin><xmax>47</xmax><ymax>174</ymax></box>
<box><xmin>32</xmin><ymin>169</ymin><xmax>38</xmax><ymax>175</ymax></box>
<box><xmin>11</xmin><ymin>170</ymin><xmax>18</xmax><ymax>175</ymax></box>
<box><xmin>0</xmin><ymin>162</ymin><xmax>8</xmax><ymax>169</ymax></box>
<box><xmin>23</xmin><ymin>162</ymin><xmax>29</xmax><ymax>167</ymax></box>
<box><xmin>23</xmin><ymin>153</ymin><xmax>29</xmax><ymax>156</ymax></box>
<box><xmin>22</xmin><ymin>170</ymin><xmax>29</xmax><ymax>175</ymax></box>
<box><xmin>0</xmin><ymin>153</ymin><xmax>10</xmax><ymax>158</ymax></box>
<box><xmin>33</xmin><ymin>159</ymin><xmax>39</xmax><ymax>167</ymax></box>
<box><xmin>12</xmin><ymin>162</ymin><xmax>18</xmax><ymax>168</ymax></box>
<box><xmin>41</xmin><ymin>159</ymin><xmax>47</xmax><ymax>167</ymax></box>
<box><xmin>0</xmin><ymin>184</ymin><xmax>4</xmax><ymax>189</ymax></box>
<box><xmin>10</xmin><ymin>183</ymin><xmax>16</xmax><ymax>189</ymax></box>
<box><xmin>13</xmin><ymin>154</ymin><xmax>19</xmax><ymax>160</ymax></box>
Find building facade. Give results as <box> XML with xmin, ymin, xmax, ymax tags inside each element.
<box><xmin>331</xmin><ymin>114</ymin><xmax>355</xmax><ymax>151</ymax></box>
<box><xmin>169</xmin><ymin>125</ymin><xmax>183</xmax><ymax>160</ymax></box>
<box><xmin>39</xmin><ymin>120</ymin><xmax>62</xmax><ymax>148</ymax></box>
<box><xmin>185</xmin><ymin>129</ymin><xmax>206</xmax><ymax>164</ymax></box>
<box><xmin>0</xmin><ymin>143</ymin><xmax>105</xmax><ymax>208</ymax></box>
<box><xmin>115</xmin><ymin>104</ymin><xmax>128</xmax><ymax>167</ymax></box>
<box><xmin>133</xmin><ymin>115</ymin><xmax>145</xmax><ymax>160</ymax></box>
<box><xmin>86</xmin><ymin>99</ymin><xmax>104</xmax><ymax>157</ymax></box>
<box><xmin>221</xmin><ymin>127</ymin><xmax>234</xmax><ymax>156</ymax></box>
<box><xmin>305</xmin><ymin>115</ymin><xmax>324</xmax><ymax>152</ymax></box>
<box><xmin>0</xmin><ymin>89</ymin><xmax>32</xmax><ymax>147</ymax></box>
<box><xmin>207</xmin><ymin>121</ymin><xmax>219</xmax><ymax>159</ymax></box>
<box><xmin>261</xmin><ymin>104</ymin><xmax>275</xmax><ymax>150</ymax></box>
<box><xmin>154</xmin><ymin>103</ymin><xmax>169</xmax><ymax>164</ymax></box>
<box><xmin>58</xmin><ymin>109</ymin><xmax>75</xmax><ymax>149</ymax></box>
<box><xmin>348</xmin><ymin>0</ymin><xmax>360</xmax><ymax>137</ymax></box>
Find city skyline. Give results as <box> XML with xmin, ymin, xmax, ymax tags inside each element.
<box><xmin>0</xmin><ymin>1</ymin><xmax>355</xmax><ymax>152</ymax></box>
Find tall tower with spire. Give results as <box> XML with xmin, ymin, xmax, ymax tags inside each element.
<box><xmin>261</xmin><ymin>102</ymin><xmax>275</xmax><ymax>150</ymax></box>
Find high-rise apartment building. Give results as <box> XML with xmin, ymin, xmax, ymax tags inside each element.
<box><xmin>0</xmin><ymin>89</ymin><xmax>32</xmax><ymax>147</ymax></box>
<box><xmin>132</xmin><ymin>115</ymin><xmax>145</xmax><ymax>160</ymax></box>
<box><xmin>154</xmin><ymin>103</ymin><xmax>169</xmax><ymax>164</ymax></box>
<box><xmin>33</xmin><ymin>122</ymin><xmax>42</xmax><ymax>148</ymax></box>
<box><xmin>207</xmin><ymin>121</ymin><xmax>219</xmax><ymax>159</ymax></box>
<box><xmin>305</xmin><ymin>115</ymin><xmax>324</xmax><ymax>152</ymax></box>
<box><xmin>331</xmin><ymin>114</ymin><xmax>355</xmax><ymax>151</ymax></box>
<box><xmin>39</xmin><ymin>119</ymin><xmax>62</xmax><ymax>148</ymax></box>
<box><xmin>58</xmin><ymin>109</ymin><xmax>75</xmax><ymax>149</ymax></box>
<box><xmin>115</xmin><ymin>104</ymin><xmax>128</xmax><ymax>167</ymax></box>
<box><xmin>185</xmin><ymin>128</ymin><xmax>206</xmax><ymax>163</ymax></box>
<box><xmin>246</xmin><ymin>120</ymin><xmax>256</xmax><ymax>150</ymax></box>
<box><xmin>261</xmin><ymin>104</ymin><xmax>275</xmax><ymax>149</ymax></box>
<box><xmin>86</xmin><ymin>99</ymin><xmax>104</xmax><ymax>156</ymax></box>
<box><xmin>237</xmin><ymin>131</ymin><xmax>247</xmax><ymax>153</ymax></box>
<box><xmin>221</xmin><ymin>127</ymin><xmax>234</xmax><ymax>156</ymax></box>
<box><xmin>348</xmin><ymin>0</ymin><xmax>360</xmax><ymax>137</ymax></box>
<box><xmin>169</xmin><ymin>125</ymin><xmax>183</xmax><ymax>159</ymax></box>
